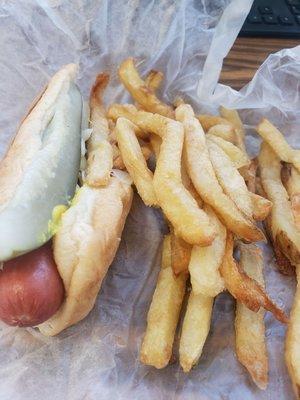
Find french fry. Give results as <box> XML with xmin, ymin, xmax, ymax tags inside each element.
<box><xmin>181</xmin><ymin>158</ymin><xmax>192</xmax><ymax>190</ymax></box>
<box><xmin>282</xmin><ymin>163</ymin><xmax>300</xmax><ymax>230</ymax></box>
<box><xmin>272</xmin><ymin>237</ymin><xmax>295</xmax><ymax>276</ymax></box>
<box><xmin>145</xmin><ymin>70</ymin><xmax>164</xmax><ymax>92</ymax></box>
<box><xmin>280</xmin><ymin>135</ymin><xmax>300</xmax><ymax>397</ymax></box>
<box><xmin>179</xmin><ymin>291</ymin><xmax>213</xmax><ymax>372</ymax></box>
<box><xmin>207</xmin><ymin>140</ymin><xmax>254</xmax><ymax>220</ymax></box>
<box><xmin>206</xmin><ymin>134</ymin><xmax>250</xmax><ymax>169</ymax></box>
<box><xmin>46</xmin><ymin>58</ymin><xmax>300</xmax><ymax>382</ymax></box>
<box><xmin>244</xmin><ymin>158</ymin><xmax>258</xmax><ymax>193</ymax></box>
<box><xmin>250</xmin><ymin>192</ymin><xmax>272</xmax><ymax>221</ymax></box>
<box><xmin>140</xmin><ymin>235</ymin><xmax>187</xmax><ymax>369</ymax></box>
<box><xmin>151</xmin><ymin>117</ymin><xmax>215</xmax><ymax>245</ymax></box>
<box><xmin>85</xmin><ymin>138</ymin><xmax>113</xmax><ymax>186</ymax></box>
<box><xmin>150</xmin><ymin>134</ymin><xmax>162</xmax><ymax>159</ymax></box>
<box><xmin>108</xmin><ymin>106</ymin><xmax>216</xmax><ymax>246</ymax></box>
<box><xmin>187</xmin><ymin>183</ymin><xmax>203</xmax><ymax>208</ymax></box>
<box><xmin>197</xmin><ymin>114</ymin><xmax>232</xmax><ymax>132</ymax></box>
<box><xmin>86</xmin><ymin>73</ymin><xmax>113</xmax><ymax>186</ymax></box>
<box><xmin>220</xmin><ymin>233</ymin><xmax>288</xmax><ymax>323</ymax></box>
<box><xmin>135</xmin><ymin>69</ymin><xmax>164</xmax><ymax>111</ymax></box>
<box><xmin>180</xmin><ymin>154</ymin><xmax>204</xmax><ymax>207</ymax></box>
<box><xmin>257</xmin><ymin>178</ymin><xmax>294</xmax><ymax>275</ymax></box>
<box><xmin>263</xmin><ymin>205</ymin><xmax>294</xmax><ymax>275</ymax></box>
<box><xmin>217</xmin><ymin>110</ymin><xmax>271</xmax><ymax>222</ymax></box>
<box><xmin>258</xmin><ymin>142</ymin><xmax>300</xmax><ymax>266</ymax></box>
<box><xmin>113</xmin><ymin>143</ymin><xmax>152</xmax><ymax>171</ymax></box>
<box><xmin>141</xmin><ymin>144</ymin><xmax>152</xmax><ymax>160</ymax></box>
<box><xmin>113</xmin><ymin>148</ymin><xmax>126</xmax><ymax>170</ymax></box>
<box><xmin>115</xmin><ymin>118</ymin><xmax>157</xmax><ymax>206</ymax></box>
<box><xmin>175</xmin><ymin>104</ymin><xmax>265</xmax><ymax>243</ymax></box>
<box><xmin>173</xmin><ymin>96</ymin><xmax>185</xmax><ymax>108</ymax></box>
<box><xmin>219</xmin><ymin>106</ymin><xmax>246</xmax><ymax>152</ymax></box>
<box><xmin>189</xmin><ymin>205</ymin><xmax>226</xmax><ymax>297</ymax></box>
<box><xmin>207</xmin><ymin>124</ymin><xmax>236</xmax><ymax>143</ymax></box>
<box><xmin>118</xmin><ymin>58</ymin><xmax>174</xmax><ymax>118</ymax></box>
<box><xmin>235</xmin><ymin>243</ymin><xmax>268</xmax><ymax>390</ymax></box>
<box><xmin>108</xmin><ymin>104</ymin><xmax>149</xmax><ymax>139</ymax></box>
<box><xmin>256</xmin><ymin>118</ymin><xmax>300</xmax><ymax>172</ymax></box>
<box><xmin>220</xmin><ymin>107</ymin><xmax>260</xmax><ymax>196</ymax></box>
<box><xmin>170</xmin><ymin>231</ymin><xmax>192</xmax><ymax>275</ymax></box>
<box><xmin>285</xmin><ymin>264</ymin><xmax>300</xmax><ymax>398</ymax></box>
<box><xmin>161</xmin><ymin>234</ymin><xmax>172</xmax><ymax>268</ymax></box>
<box><xmin>180</xmin><ymin>161</ymin><xmax>204</xmax><ymax>210</ymax></box>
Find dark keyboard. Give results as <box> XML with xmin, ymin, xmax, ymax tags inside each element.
<box><xmin>240</xmin><ymin>0</ymin><xmax>300</xmax><ymax>38</ymax></box>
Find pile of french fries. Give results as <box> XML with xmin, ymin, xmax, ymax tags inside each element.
<box><xmin>255</xmin><ymin>119</ymin><xmax>300</xmax><ymax>397</ymax></box>
<box><xmin>93</xmin><ymin>58</ymin><xmax>300</xmax><ymax>395</ymax></box>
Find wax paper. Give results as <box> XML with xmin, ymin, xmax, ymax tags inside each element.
<box><xmin>0</xmin><ymin>0</ymin><xmax>298</xmax><ymax>399</ymax></box>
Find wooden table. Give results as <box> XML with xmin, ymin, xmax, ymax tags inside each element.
<box><xmin>220</xmin><ymin>37</ymin><xmax>299</xmax><ymax>90</ymax></box>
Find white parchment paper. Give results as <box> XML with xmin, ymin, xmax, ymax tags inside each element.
<box><xmin>0</xmin><ymin>0</ymin><xmax>298</xmax><ymax>399</ymax></box>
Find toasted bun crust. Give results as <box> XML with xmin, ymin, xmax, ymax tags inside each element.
<box><xmin>38</xmin><ymin>175</ymin><xmax>133</xmax><ymax>336</ymax></box>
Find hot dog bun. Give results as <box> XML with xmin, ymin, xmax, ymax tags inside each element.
<box><xmin>0</xmin><ymin>64</ymin><xmax>83</xmax><ymax>261</ymax></box>
<box><xmin>38</xmin><ymin>172</ymin><xmax>133</xmax><ymax>336</ymax></box>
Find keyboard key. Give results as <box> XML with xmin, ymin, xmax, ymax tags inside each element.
<box><xmin>258</xmin><ymin>6</ymin><xmax>273</xmax><ymax>14</ymax></box>
<box><xmin>286</xmin><ymin>0</ymin><xmax>300</xmax><ymax>5</ymax></box>
<box><xmin>295</xmin><ymin>15</ymin><xmax>300</xmax><ymax>23</ymax></box>
<box><xmin>278</xmin><ymin>15</ymin><xmax>294</xmax><ymax>25</ymax></box>
<box><xmin>291</xmin><ymin>5</ymin><xmax>300</xmax><ymax>13</ymax></box>
<box><xmin>247</xmin><ymin>13</ymin><xmax>262</xmax><ymax>23</ymax></box>
<box><xmin>263</xmin><ymin>15</ymin><xmax>278</xmax><ymax>24</ymax></box>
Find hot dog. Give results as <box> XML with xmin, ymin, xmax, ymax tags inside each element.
<box><xmin>0</xmin><ymin>67</ymin><xmax>133</xmax><ymax>334</ymax></box>
<box><xmin>0</xmin><ymin>241</ymin><xmax>64</xmax><ymax>327</ymax></box>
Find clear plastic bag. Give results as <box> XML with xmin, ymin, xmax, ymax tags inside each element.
<box><xmin>1</xmin><ymin>0</ymin><xmax>297</xmax><ymax>399</ymax></box>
